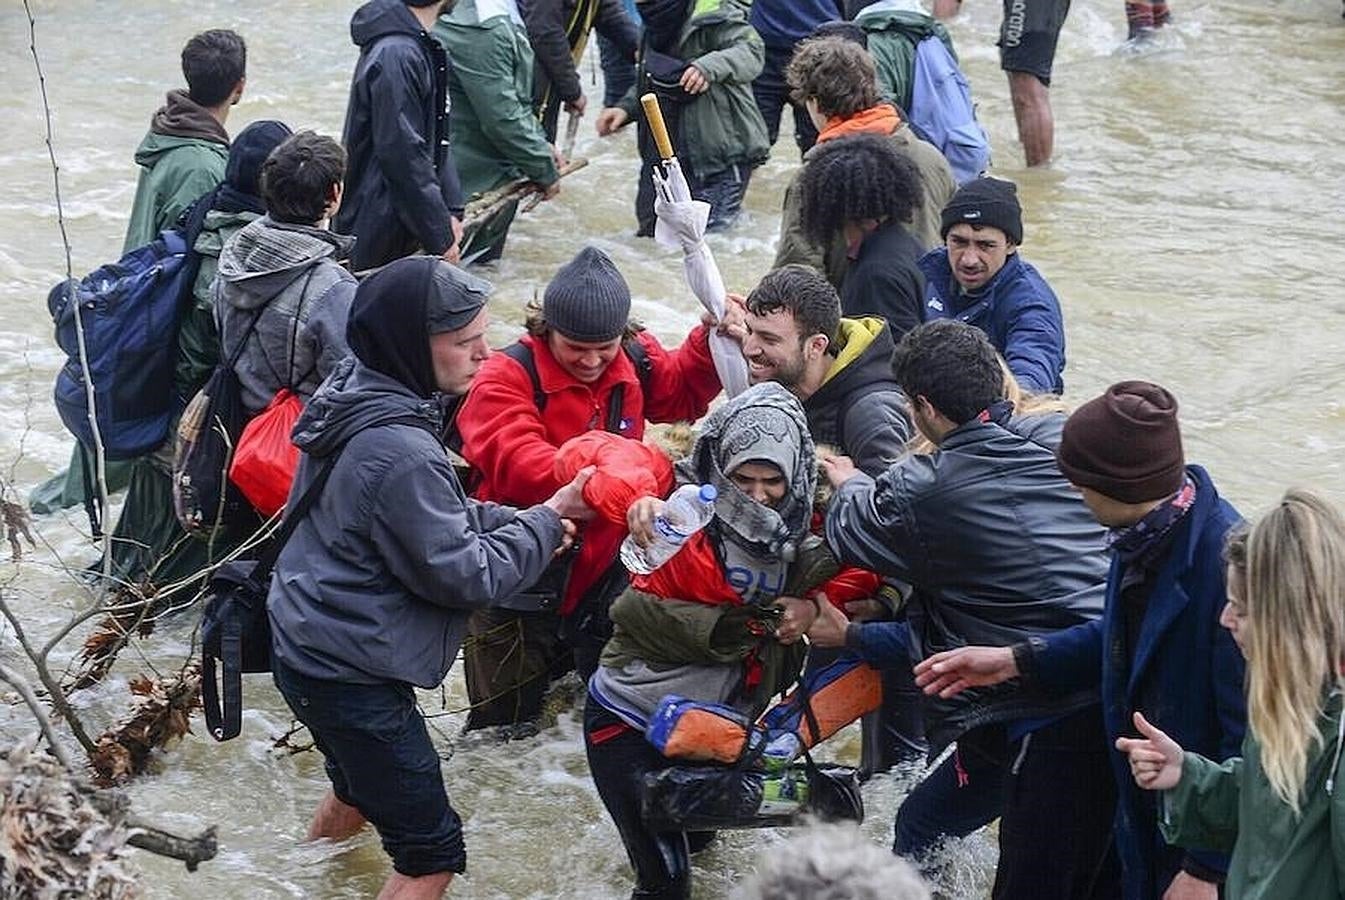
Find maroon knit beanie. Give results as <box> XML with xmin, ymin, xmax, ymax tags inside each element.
<box><xmin>1056</xmin><ymin>381</ymin><xmax>1185</xmax><ymax>504</ymax></box>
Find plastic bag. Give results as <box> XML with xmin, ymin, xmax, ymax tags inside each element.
<box><xmin>553</xmin><ymin>431</ymin><xmax>674</xmax><ymax>524</ymax></box>
<box><xmin>641</xmin><ymin>762</ymin><xmax>863</xmax><ymax>831</ymax></box>
<box><xmin>229</xmin><ymin>389</ymin><xmax>302</xmax><ymax>517</ymax></box>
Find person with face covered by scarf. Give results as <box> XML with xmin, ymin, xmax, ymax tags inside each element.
<box><xmin>585</xmin><ymin>382</ymin><xmax>856</xmax><ymax>900</ymax></box>
<box><xmin>267</xmin><ymin>257</ymin><xmax>594</xmax><ymax>899</ymax></box>
<box><xmin>96</xmin><ymin>120</ymin><xmax>293</xmax><ymax>594</ymax></box>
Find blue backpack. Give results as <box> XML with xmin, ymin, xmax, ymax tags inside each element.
<box><xmin>908</xmin><ymin>36</ymin><xmax>992</xmax><ymax>184</ymax></box>
<box><xmin>48</xmin><ymin>198</ymin><xmax>211</xmax><ymax>462</ymax></box>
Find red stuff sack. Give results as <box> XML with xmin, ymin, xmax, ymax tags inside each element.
<box><xmin>229</xmin><ymin>389</ymin><xmax>303</xmax><ymax>517</ymax></box>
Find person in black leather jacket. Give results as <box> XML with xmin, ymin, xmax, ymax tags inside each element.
<box><xmin>808</xmin><ymin>319</ymin><xmax>1121</xmax><ymax>898</ymax></box>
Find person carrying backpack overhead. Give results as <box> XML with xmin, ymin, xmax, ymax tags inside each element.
<box><xmin>453</xmin><ymin>245</ymin><xmax>729</xmax><ymax>736</ymax></box>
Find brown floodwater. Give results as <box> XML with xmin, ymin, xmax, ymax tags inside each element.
<box><xmin>1</xmin><ymin>0</ymin><xmax>1343</xmax><ymax>896</ymax></box>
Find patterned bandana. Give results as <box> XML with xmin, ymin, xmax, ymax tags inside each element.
<box><xmin>675</xmin><ymin>382</ymin><xmax>816</xmax><ymax>563</ymax></box>
<box><xmin>1107</xmin><ymin>474</ymin><xmax>1197</xmax><ymax>566</ymax></box>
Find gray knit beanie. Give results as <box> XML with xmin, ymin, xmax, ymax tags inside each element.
<box><xmin>542</xmin><ymin>246</ymin><xmax>632</xmax><ymax>342</ymax></box>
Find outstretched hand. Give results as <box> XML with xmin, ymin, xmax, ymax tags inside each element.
<box><xmin>806</xmin><ymin>596</ymin><xmax>850</xmax><ymax>648</ymax></box>
<box><xmin>1115</xmin><ymin>711</ymin><xmax>1185</xmax><ymax>791</ymax></box>
<box><xmin>820</xmin><ymin>453</ymin><xmax>860</xmax><ymax>488</ymax></box>
<box><xmin>913</xmin><ymin>646</ymin><xmax>1018</xmax><ymax>698</ymax></box>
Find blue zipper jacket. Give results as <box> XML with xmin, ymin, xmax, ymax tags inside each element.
<box><xmin>1019</xmin><ymin>465</ymin><xmax>1247</xmax><ymax>898</ymax></box>
<box><xmin>919</xmin><ymin>248</ymin><xmax>1066</xmax><ymax>395</ymax></box>
<box><xmin>748</xmin><ymin>0</ymin><xmax>843</xmax><ymax>49</ymax></box>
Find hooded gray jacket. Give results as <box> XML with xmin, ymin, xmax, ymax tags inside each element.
<box><xmin>267</xmin><ymin>358</ymin><xmax>566</xmax><ymax>687</ymax></box>
<box><xmin>825</xmin><ymin>411</ymin><xmax>1108</xmax><ymax>753</ymax></box>
<box><xmin>214</xmin><ymin>216</ymin><xmax>357</xmax><ymax>414</ymax></box>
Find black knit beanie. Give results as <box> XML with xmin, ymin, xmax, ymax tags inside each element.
<box><xmin>1056</xmin><ymin>381</ymin><xmax>1186</xmax><ymax>504</ymax></box>
<box><xmin>543</xmin><ymin>246</ymin><xmax>632</xmax><ymax>342</ymax></box>
<box><xmin>940</xmin><ymin>177</ymin><xmax>1024</xmax><ymax>245</ymax></box>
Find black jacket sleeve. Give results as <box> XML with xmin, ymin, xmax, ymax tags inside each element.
<box><xmin>520</xmin><ymin>0</ymin><xmax>583</xmax><ymax>103</ymax></box>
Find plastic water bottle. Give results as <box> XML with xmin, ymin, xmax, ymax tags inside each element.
<box><xmin>620</xmin><ymin>483</ymin><xmax>718</xmax><ymax>575</ymax></box>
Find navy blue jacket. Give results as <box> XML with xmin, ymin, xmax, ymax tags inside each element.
<box><xmin>1022</xmin><ymin>465</ymin><xmax>1246</xmax><ymax>898</ymax></box>
<box><xmin>335</xmin><ymin>0</ymin><xmax>467</xmax><ymax>271</ymax></box>
<box><xmin>918</xmin><ymin>248</ymin><xmax>1066</xmax><ymax>395</ymax></box>
<box><xmin>748</xmin><ymin>0</ymin><xmax>843</xmax><ymax>49</ymax></box>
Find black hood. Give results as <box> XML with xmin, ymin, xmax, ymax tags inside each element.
<box><xmin>216</xmin><ymin>119</ymin><xmax>292</xmax><ymax>215</ymax></box>
<box><xmin>351</xmin><ymin>0</ymin><xmax>427</xmax><ymax>47</ymax></box>
<box><xmin>347</xmin><ymin>256</ymin><xmax>440</xmax><ymax>399</ymax></box>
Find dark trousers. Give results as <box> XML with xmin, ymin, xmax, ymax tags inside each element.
<box><xmin>635</xmin><ymin>139</ymin><xmax>754</xmax><ymax>236</ymax></box>
<box><xmin>896</xmin><ymin>707</ymin><xmax>1121</xmax><ymax>899</ymax></box>
<box><xmin>586</xmin><ymin>696</ymin><xmax>709</xmax><ymax>899</ymax></box>
<box><xmin>751</xmin><ymin>44</ymin><xmax>819</xmax><ymax>158</ymax></box>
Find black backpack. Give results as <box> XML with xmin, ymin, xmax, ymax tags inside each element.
<box><xmin>171</xmin><ymin>309</ymin><xmax>262</xmax><ymax>539</ymax></box>
<box><xmin>199</xmin><ymin>438</ymin><xmax>346</xmax><ymax>741</ymax></box>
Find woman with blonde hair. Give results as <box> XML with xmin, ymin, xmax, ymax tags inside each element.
<box><xmin>1116</xmin><ymin>488</ymin><xmax>1345</xmax><ymax>900</ymax></box>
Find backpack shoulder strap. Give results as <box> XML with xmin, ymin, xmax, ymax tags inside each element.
<box><xmin>502</xmin><ymin>341</ymin><xmax>546</xmax><ymax>412</ymax></box>
<box><xmin>622</xmin><ymin>335</ymin><xmax>654</xmax><ymax>395</ymax></box>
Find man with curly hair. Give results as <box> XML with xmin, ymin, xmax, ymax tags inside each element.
<box><xmin>774</xmin><ymin>36</ymin><xmax>955</xmax><ymax>286</ymax></box>
<box><xmin>796</xmin><ymin>133</ymin><xmax>927</xmax><ymax>339</ymax></box>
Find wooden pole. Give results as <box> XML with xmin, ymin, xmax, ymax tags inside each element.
<box><xmin>640</xmin><ymin>93</ymin><xmax>676</xmax><ymax>161</ymax></box>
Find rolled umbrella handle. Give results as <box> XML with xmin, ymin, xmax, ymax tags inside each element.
<box><xmin>640</xmin><ymin>93</ymin><xmax>676</xmax><ymax>161</ymax></box>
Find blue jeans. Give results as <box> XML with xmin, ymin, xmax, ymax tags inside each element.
<box><xmin>273</xmin><ymin>660</ymin><xmax>466</xmax><ymax>877</ymax></box>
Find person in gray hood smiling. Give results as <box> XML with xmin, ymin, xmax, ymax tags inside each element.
<box><xmin>269</xmin><ymin>255</ymin><xmax>593</xmax><ymax>898</ymax></box>
<box><xmin>214</xmin><ymin>131</ymin><xmax>357</xmax><ymax>416</ymax></box>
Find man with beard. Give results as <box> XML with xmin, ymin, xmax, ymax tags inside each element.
<box><xmin>920</xmin><ymin>176</ymin><xmax>1066</xmax><ymax>394</ymax></box>
<box><xmin>730</xmin><ymin>264</ymin><xmax>925</xmax><ymax>776</ymax></box>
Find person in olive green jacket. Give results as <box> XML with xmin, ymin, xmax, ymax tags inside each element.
<box><xmin>31</xmin><ymin>29</ymin><xmax>247</xmax><ymax>521</ymax></box>
<box><xmin>773</xmin><ymin>36</ymin><xmax>954</xmax><ymax>288</ymax></box>
<box><xmin>123</xmin><ymin>29</ymin><xmax>247</xmax><ymax>253</ymax></box>
<box><xmin>105</xmin><ymin>120</ymin><xmax>292</xmax><ymax>596</ymax></box>
<box><xmin>595</xmin><ymin>0</ymin><xmax>769</xmax><ymax>236</ymax></box>
<box><xmin>1118</xmin><ymin>490</ymin><xmax>1345</xmax><ymax>900</ymax></box>
<box><xmin>433</xmin><ymin>0</ymin><xmax>560</xmax><ymax>263</ymax></box>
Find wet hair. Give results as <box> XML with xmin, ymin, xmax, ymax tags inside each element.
<box><xmin>260</xmin><ymin>131</ymin><xmax>346</xmax><ymax>225</ymax></box>
<box><xmin>735</xmin><ymin>824</ymin><xmax>931</xmax><ymax>900</ymax></box>
<box><xmin>892</xmin><ymin>320</ymin><xmax>1004</xmax><ymax>425</ymax></box>
<box><xmin>745</xmin><ymin>265</ymin><xmax>841</xmax><ymax>346</ymax></box>
<box><xmin>181</xmin><ymin>29</ymin><xmax>246</xmax><ymax>107</ymax></box>
<box><xmin>786</xmin><ymin>36</ymin><xmax>880</xmax><ymax>119</ymax></box>
<box><xmin>1225</xmin><ymin>490</ymin><xmax>1345</xmax><ymax>813</ymax></box>
<box><xmin>797</xmin><ymin>134</ymin><xmax>923</xmax><ymax>246</ymax></box>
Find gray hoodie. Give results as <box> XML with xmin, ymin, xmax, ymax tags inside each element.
<box><xmin>267</xmin><ymin>357</ymin><xmax>566</xmax><ymax>687</ymax></box>
<box><xmin>214</xmin><ymin>216</ymin><xmax>357</xmax><ymax>414</ymax></box>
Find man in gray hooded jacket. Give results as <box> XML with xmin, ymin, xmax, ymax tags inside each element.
<box><xmin>215</xmin><ymin>131</ymin><xmax>356</xmax><ymax>415</ymax></box>
<box><xmin>269</xmin><ymin>256</ymin><xmax>593</xmax><ymax>898</ymax></box>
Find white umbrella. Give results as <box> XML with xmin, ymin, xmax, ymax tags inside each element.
<box><xmin>641</xmin><ymin>94</ymin><xmax>749</xmax><ymax>398</ymax></box>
